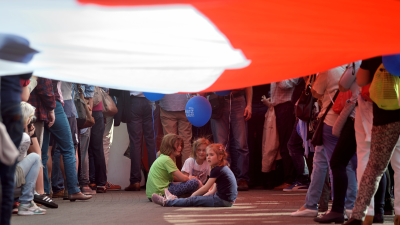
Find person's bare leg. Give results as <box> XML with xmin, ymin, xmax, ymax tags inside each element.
<box><xmin>47</xmin><ymin>145</ymin><xmax>53</xmax><ymax>180</ymax></box>
<box><xmin>28</xmin><ymin>137</ymin><xmax>45</xmax><ymax>195</ymax></box>
<box><xmin>60</xmin><ymin>155</ymin><xmax>66</xmax><ymax>180</ymax></box>
<box><xmin>76</xmin><ymin>147</ymin><xmax>79</xmax><ymax>172</ymax></box>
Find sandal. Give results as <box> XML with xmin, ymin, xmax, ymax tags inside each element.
<box><xmin>33</xmin><ymin>194</ymin><xmax>58</xmax><ymax>208</ymax></box>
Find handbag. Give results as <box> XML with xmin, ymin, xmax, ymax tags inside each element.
<box><xmin>311</xmin><ymin>90</ymin><xmax>339</xmax><ymax>146</ymax></box>
<box><xmin>295</xmin><ymin>74</ymin><xmax>316</xmax><ymax>122</ymax></box>
<box><xmin>92</xmin><ymin>86</ymin><xmax>102</xmax><ymax>107</ymax></box>
<box><xmin>75</xmin><ymin>84</ymin><xmax>95</xmax><ymax>129</ymax></box>
<box><xmin>332</xmin><ymin>90</ymin><xmax>352</xmax><ymax>114</ymax></box>
<box><xmin>209</xmin><ymin>93</ymin><xmax>225</xmax><ymax>119</ymax></box>
<box><xmin>369</xmin><ymin>63</ymin><xmax>400</xmax><ymax>110</ymax></box>
<box><xmin>100</xmin><ymin>89</ymin><xmax>118</xmax><ymax>117</ymax></box>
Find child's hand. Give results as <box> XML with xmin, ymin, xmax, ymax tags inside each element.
<box><xmin>189</xmin><ymin>175</ymin><xmax>197</xmax><ymax>180</ymax></box>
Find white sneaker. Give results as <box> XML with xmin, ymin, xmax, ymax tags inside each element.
<box><xmin>18</xmin><ymin>201</ymin><xmax>46</xmax><ymax>216</ymax></box>
<box><xmin>291</xmin><ymin>208</ymin><xmax>318</xmax><ymax>217</ymax></box>
<box><xmin>164</xmin><ymin>189</ymin><xmax>177</xmax><ymax>201</ymax></box>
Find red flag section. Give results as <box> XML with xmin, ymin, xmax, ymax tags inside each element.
<box><xmin>79</xmin><ymin>0</ymin><xmax>400</xmax><ymax>92</ymax></box>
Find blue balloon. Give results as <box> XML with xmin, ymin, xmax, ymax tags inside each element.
<box><xmin>383</xmin><ymin>54</ymin><xmax>400</xmax><ymax>77</ymax></box>
<box><xmin>185</xmin><ymin>96</ymin><xmax>212</xmax><ymax>127</ymax></box>
<box><xmin>215</xmin><ymin>90</ymin><xmax>231</xmax><ymax>96</ymax></box>
<box><xmin>143</xmin><ymin>92</ymin><xmax>165</xmax><ymax>101</ymax></box>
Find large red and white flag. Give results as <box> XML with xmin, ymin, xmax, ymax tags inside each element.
<box><xmin>1</xmin><ymin>0</ymin><xmax>400</xmax><ymax>93</ymax></box>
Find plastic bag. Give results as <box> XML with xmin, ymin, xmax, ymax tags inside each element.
<box><xmin>369</xmin><ymin>63</ymin><xmax>400</xmax><ymax>110</ymax></box>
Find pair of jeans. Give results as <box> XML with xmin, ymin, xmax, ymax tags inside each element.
<box><xmin>88</xmin><ymin>111</ymin><xmax>107</xmax><ymax>186</ymax></box>
<box><xmin>1</xmin><ymin>101</ymin><xmax>23</xmax><ymax>225</ymax></box>
<box><xmin>330</xmin><ymin>118</ymin><xmax>358</xmax><ymax>213</ymax></box>
<box><xmin>127</xmin><ymin>97</ymin><xmax>159</xmax><ymax>184</ymax></box>
<box><xmin>165</xmin><ymin>193</ymin><xmax>233</xmax><ymax>207</ymax></box>
<box><xmin>274</xmin><ymin>101</ymin><xmax>296</xmax><ymax>184</ymax></box>
<box><xmin>16</xmin><ymin>153</ymin><xmax>41</xmax><ymax>204</ymax></box>
<box><xmin>51</xmin><ymin>116</ymin><xmax>78</xmax><ymax>193</ymax></box>
<box><xmin>41</xmin><ymin>101</ymin><xmax>80</xmax><ymax>195</ymax></box>
<box><xmin>287</xmin><ymin>119</ymin><xmax>309</xmax><ymax>184</ymax></box>
<box><xmin>78</xmin><ymin>127</ymin><xmax>91</xmax><ymax>186</ymax></box>
<box><xmin>247</xmin><ymin>102</ymin><xmax>269</xmax><ymax>186</ymax></box>
<box><xmin>168</xmin><ymin>179</ymin><xmax>200</xmax><ymax>196</ymax></box>
<box><xmin>211</xmin><ymin>95</ymin><xmax>249</xmax><ymax>182</ymax></box>
<box><xmin>103</xmin><ymin>117</ymin><xmax>114</xmax><ymax>173</ymax></box>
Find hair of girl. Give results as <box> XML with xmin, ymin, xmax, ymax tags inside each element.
<box><xmin>20</xmin><ymin>101</ymin><xmax>36</xmax><ymax>126</ymax></box>
<box><xmin>190</xmin><ymin>138</ymin><xmax>211</xmax><ymax>160</ymax></box>
<box><xmin>159</xmin><ymin>133</ymin><xmax>184</xmax><ymax>156</ymax></box>
<box><xmin>206</xmin><ymin>143</ymin><xmax>228</xmax><ymax>167</ymax></box>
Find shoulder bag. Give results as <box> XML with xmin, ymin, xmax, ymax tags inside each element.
<box><xmin>75</xmin><ymin>84</ymin><xmax>95</xmax><ymax>129</ymax></box>
<box><xmin>101</xmin><ymin>89</ymin><xmax>118</xmax><ymax>117</ymax></box>
<box><xmin>295</xmin><ymin>74</ymin><xmax>316</xmax><ymax>122</ymax></box>
<box><xmin>310</xmin><ymin>90</ymin><xmax>339</xmax><ymax>146</ymax></box>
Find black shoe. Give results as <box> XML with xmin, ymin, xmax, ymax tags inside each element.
<box><xmin>373</xmin><ymin>213</ymin><xmax>384</xmax><ymax>223</ymax></box>
<box><xmin>313</xmin><ymin>211</ymin><xmax>344</xmax><ymax>223</ymax></box>
<box><xmin>343</xmin><ymin>218</ymin><xmax>362</xmax><ymax>225</ymax></box>
<box><xmin>384</xmin><ymin>198</ymin><xmax>394</xmax><ymax>215</ymax></box>
<box><xmin>33</xmin><ymin>194</ymin><xmax>58</xmax><ymax>208</ymax></box>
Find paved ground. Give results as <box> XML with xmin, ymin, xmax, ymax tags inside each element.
<box><xmin>11</xmin><ymin>189</ymin><xmax>395</xmax><ymax>225</ymax></box>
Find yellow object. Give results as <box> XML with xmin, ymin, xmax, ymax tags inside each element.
<box><xmin>369</xmin><ymin>63</ymin><xmax>400</xmax><ymax>110</ymax></box>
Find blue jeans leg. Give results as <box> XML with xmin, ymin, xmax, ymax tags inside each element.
<box><xmin>42</xmin><ymin>127</ymin><xmax>51</xmax><ymax>194</ymax></box>
<box><xmin>17</xmin><ymin>153</ymin><xmax>41</xmax><ymax>204</ymax></box>
<box><xmin>165</xmin><ymin>193</ymin><xmax>233</xmax><ymax>207</ymax></box>
<box><xmin>211</xmin><ymin>96</ymin><xmax>249</xmax><ymax>182</ymax></box>
<box><xmin>322</xmin><ymin>123</ymin><xmax>339</xmax><ymax>200</ymax></box>
<box><xmin>78</xmin><ymin>128</ymin><xmax>90</xmax><ymax>186</ymax></box>
<box><xmin>304</xmin><ymin>146</ymin><xmax>329</xmax><ymax>210</ymax></box>
<box><xmin>45</xmin><ymin>101</ymin><xmax>80</xmax><ymax>194</ymax></box>
<box><xmin>51</xmin><ymin>147</ymin><xmax>65</xmax><ymax>193</ymax></box>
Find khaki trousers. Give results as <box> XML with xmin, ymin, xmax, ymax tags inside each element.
<box><xmin>160</xmin><ymin>108</ymin><xmax>192</xmax><ymax>164</ymax></box>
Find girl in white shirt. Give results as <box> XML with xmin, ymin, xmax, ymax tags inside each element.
<box><xmin>181</xmin><ymin>138</ymin><xmax>211</xmax><ymax>184</ymax></box>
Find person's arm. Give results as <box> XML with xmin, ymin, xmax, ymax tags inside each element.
<box><xmin>191</xmin><ymin>178</ymin><xmax>216</xmax><ymax>197</ymax></box>
<box><xmin>244</xmin><ymin>87</ymin><xmax>252</xmax><ymax>121</ymax></box>
<box><xmin>311</xmin><ymin>75</ymin><xmax>324</xmax><ymax>99</ymax></box>
<box><xmin>172</xmin><ymin>170</ymin><xmax>196</xmax><ymax>182</ymax></box>
<box><xmin>21</xmin><ymin>85</ymin><xmax>30</xmax><ymax>101</ymax></box>
<box><xmin>203</xmin><ymin>183</ymin><xmax>217</xmax><ymax>196</ymax></box>
<box><xmin>182</xmin><ymin>171</ymin><xmax>189</xmax><ymax>177</ymax></box>
<box><xmin>356</xmin><ymin>68</ymin><xmax>372</xmax><ymax>87</ymax></box>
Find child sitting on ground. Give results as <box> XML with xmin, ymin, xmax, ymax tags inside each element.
<box><xmin>181</xmin><ymin>138</ymin><xmax>211</xmax><ymax>185</ymax></box>
<box><xmin>151</xmin><ymin>143</ymin><xmax>237</xmax><ymax>207</ymax></box>
<box><xmin>146</xmin><ymin>134</ymin><xmax>202</xmax><ymax>201</ymax></box>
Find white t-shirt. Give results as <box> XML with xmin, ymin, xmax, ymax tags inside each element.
<box><xmin>313</xmin><ymin>65</ymin><xmax>346</xmax><ymax>127</ymax></box>
<box><xmin>181</xmin><ymin>158</ymin><xmax>210</xmax><ymax>184</ymax></box>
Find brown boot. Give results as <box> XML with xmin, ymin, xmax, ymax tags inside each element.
<box><xmin>124</xmin><ymin>183</ymin><xmax>140</xmax><ymax>191</ymax></box>
<box><xmin>363</xmin><ymin>215</ymin><xmax>373</xmax><ymax>225</ymax></box>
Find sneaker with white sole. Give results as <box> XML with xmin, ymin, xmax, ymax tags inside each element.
<box><xmin>283</xmin><ymin>181</ymin><xmax>309</xmax><ymax>192</ymax></box>
<box><xmin>18</xmin><ymin>201</ymin><xmax>47</xmax><ymax>216</ymax></box>
<box><xmin>151</xmin><ymin>193</ymin><xmax>166</xmax><ymax>206</ymax></box>
<box><xmin>164</xmin><ymin>189</ymin><xmax>177</xmax><ymax>201</ymax></box>
<box><xmin>291</xmin><ymin>208</ymin><xmax>318</xmax><ymax>217</ymax></box>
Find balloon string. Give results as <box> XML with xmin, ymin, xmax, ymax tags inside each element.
<box><xmin>152</xmin><ymin>103</ymin><xmax>157</xmax><ymax>159</ymax></box>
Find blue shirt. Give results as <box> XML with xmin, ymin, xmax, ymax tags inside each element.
<box><xmin>210</xmin><ymin>166</ymin><xmax>238</xmax><ymax>202</ymax></box>
<box><xmin>158</xmin><ymin>94</ymin><xmax>190</xmax><ymax>111</ymax></box>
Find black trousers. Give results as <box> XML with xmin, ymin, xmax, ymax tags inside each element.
<box><xmin>88</xmin><ymin>111</ymin><xmax>107</xmax><ymax>186</ymax></box>
<box><xmin>275</xmin><ymin>102</ymin><xmax>296</xmax><ymax>184</ymax></box>
<box><xmin>330</xmin><ymin>118</ymin><xmax>357</xmax><ymax>213</ymax></box>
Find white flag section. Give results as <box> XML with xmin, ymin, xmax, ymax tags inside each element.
<box><xmin>0</xmin><ymin>0</ymin><xmax>250</xmax><ymax>93</ymax></box>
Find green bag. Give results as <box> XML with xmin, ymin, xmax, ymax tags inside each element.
<box><xmin>369</xmin><ymin>63</ymin><xmax>400</xmax><ymax>110</ymax></box>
